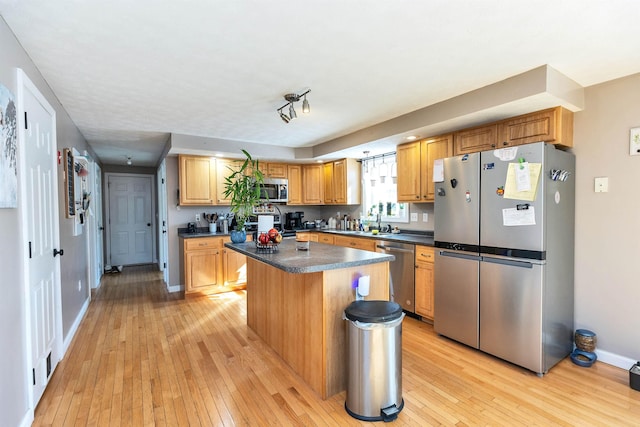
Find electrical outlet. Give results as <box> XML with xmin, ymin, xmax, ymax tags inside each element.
<box><xmin>422</xmin><ymin>213</ymin><xmax>429</xmax><ymax>222</ymax></box>
<box><xmin>410</xmin><ymin>213</ymin><xmax>418</xmax><ymax>221</ymax></box>
<box><xmin>195</xmin><ymin>213</ymin><xmax>201</xmax><ymax>222</ymax></box>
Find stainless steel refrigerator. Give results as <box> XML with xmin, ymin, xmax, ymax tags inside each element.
<box><xmin>434</xmin><ymin>142</ymin><xmax>575</xmax><ymax>375</ymax></box>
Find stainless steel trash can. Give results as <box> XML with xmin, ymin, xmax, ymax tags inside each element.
<box><xmin>344</xmin><ymin>300</ymin><xmax>404</xmax><ymax>422</ymax></box>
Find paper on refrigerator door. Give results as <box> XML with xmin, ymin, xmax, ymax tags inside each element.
<box><xmin>502</xmin><ymin>206</ymin><xmax>536</xmax><ymax>226</ymax></box>
<box><xmin>433</xmin><ymin>159</ymin><xmax>444</xmax><ymax>182</ymax></box>
<box><xmin>503</xmin><ymin>162</ymin><xmax>542</xmax><ymax>201</ymax></box>
<box><xmin>257</xmin><ymin>215</ymin><xmax>274</xmax><ymax>233</ymax></box>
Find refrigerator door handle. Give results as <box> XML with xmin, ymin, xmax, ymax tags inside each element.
<box><xmin>439</xmin><ymin>250</ymin><xmax>482</xmax><ymax>261</ymax></box>
<box><xmin>481</xmin><ymin>256</ymin><xmax>533</xmax><ymax>269</ymax></box>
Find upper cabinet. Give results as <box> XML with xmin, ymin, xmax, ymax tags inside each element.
<box><xmin>178</xmin><ymin>155</ymin><xmax>217</xmax><ymax>205</ymax></box>
<box><xmin>497</xmin><ymin>106</ymin><xmax>573</xmax><ymax>148</ymax></box>
<box><xmin>259</xmin><ymin>162</ymin><xmax>288</xmax><ymax>179</ymax></box>
<box><xmin>323</xmin><ymin>158</ymin><xmax>361</xmax><ymax>205</ymax></box>
<box><xmin>302</xmin><ymin>164</ymin><xmax>324</xmax><ymax>205</ymax></box>
<box><xmin>215</xmin><ymin>158</ymin><xmax>243</xmax><ymax>205</ymax></box>
<box><xmin>454</xmin><ymin>106</ymin><xmax>574</xmax><ymax>155</ymax></box>
<box><xmin>454</xmin><ymin>124</ymin><xmax>497</xmax><ymax>155</ymax></box>
<box><xmin>397</xmin><ymin>134</ymin><xmax>453</xmax><ymax>202</ymax></box>
<box><xmin>286</xmin><ymin>164</ymin><xmax>303</xmax><ymax>205</ymax></box>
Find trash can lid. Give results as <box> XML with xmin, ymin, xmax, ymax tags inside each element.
<box><xmin>344</xmin><ymin>300</ymin><xmax>403</xmax><ymax>323</ymax></box>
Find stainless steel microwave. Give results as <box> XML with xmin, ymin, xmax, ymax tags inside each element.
<box><xmin>258</xmin><ymin>178</ymin><xmax>288</xmax><ymax>203</ymax></box>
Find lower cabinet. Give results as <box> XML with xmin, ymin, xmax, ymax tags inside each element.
<box><xmin>333</xmin><ymin>235</ymin><xmax>376</xmax><ymax>251</ymax></box>
<box><xmin>415</xmin><ymin>245</ymin><xmax>435</xmax><ymax>320</ymax></box>
<box><xmin>180</xmin><ymin>236</ymin><xmax>249</xmax><ymax>296</ymax></box>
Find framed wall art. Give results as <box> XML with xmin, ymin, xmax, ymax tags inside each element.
<box><xmin>0</xmin><ymin>83</ymin><xmax>17</xmax><ymax>208</ymax></box>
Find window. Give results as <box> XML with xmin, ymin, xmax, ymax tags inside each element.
<box><xmin>361</xmin><ymin>154</ymin><xmax>409</xmax><ymax>224</ymax></box>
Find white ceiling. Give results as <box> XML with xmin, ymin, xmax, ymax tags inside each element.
<box><xmin>2</xmin><ymin>0</ymin><xmax>640</xmax><ymax>167</ymax></box>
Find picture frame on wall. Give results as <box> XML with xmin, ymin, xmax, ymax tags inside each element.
<box><xmin>0</xmin><ymin>83</ymin><xmax>17</xmax><ymax>208</ymax></box>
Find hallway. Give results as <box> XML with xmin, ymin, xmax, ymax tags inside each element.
<box><xmin>33</xmin><ymin>265</ymin><xmax>640</xmax><ymax>426</ymax></box>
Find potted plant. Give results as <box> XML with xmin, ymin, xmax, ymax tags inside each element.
<box><xmin>222</xmin><ymin>149</ymin><xmax>265</xmax><ymax>243</ymax></box>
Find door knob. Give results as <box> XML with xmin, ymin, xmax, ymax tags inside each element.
<box><xmin>147</xmin><ymin>223</ymin><xmax>151</xmax><ymax>227</ymax></box>
<box><xmin>53</xmin><ymin>248</ymin><xmax>64</xmax><ymax>257</ymax></box>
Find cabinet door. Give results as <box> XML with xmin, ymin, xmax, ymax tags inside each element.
<box><xmin>215</xmin><ymin>159</ymin><xmax>242</xmax><ymax>205</ymax></box>
<box><xmin>454</xmin><ymin>124</ymin><xmax>497</xmax><ymax>155</ymax></box>
<box><xmin>396</xmin><ymin>141</ymin><xmax>421</xmax><ymax>202</ymax></box>
<box><xmin>185</xmin><ymin>249</ymin><xmax>221</xmax><ymax>292</ymax></box>
<box><xmin>423</xmin><ymin>135</ymin><xmax>453</xmax><ymax>201</ymax></box>
<box><xmin>287</xmin><ymin>165</ymin><xmax>302</xmax><ymax>204</ymax></box>
<box><xmin>267</xmin><ymin>163</ymin><xmax>288</xmax><ymax>179</ymax></box>
<box><xmin>302</xmin><ymin>164</ymin><xmax>324</xmax><ymax>204</ymax></box>
<box><xmin>323</xmin><ymin>162</ymin><xmax>334</xmax><ymax>204</ymax></box>
<box><xmin>223</xmin><ymin>247</ymin><xmax>247</xmax><ymax>286</ymax></box>
<box><xmin>332</xmin><ymin>160</ymin><xmax>347</xmax><ymax>204</ymax></box>
<box><xmin>179</xmin><ymin>155</ymin><xmax>216</xmax><ymax>205</ymax></box>
<box><xmin>415</xmin><ymin>261</ymin><xmax>434</xmax><ymax>320</ymax></box>
<box><xmin>498</xmin><ymin>107</ymin><xmax>573</xmax><ymax>147</ymax></box>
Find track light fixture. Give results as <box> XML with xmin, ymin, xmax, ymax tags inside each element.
<box><xmin>276</xmin><ymin>89</ymin><xmax>310</xmax><ymax>123</ymax></box>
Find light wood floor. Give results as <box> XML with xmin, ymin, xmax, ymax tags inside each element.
<box><xmin>34</xmin><ymin>265</ymin><xmax>639</xmax><ymax>426</ymax></box>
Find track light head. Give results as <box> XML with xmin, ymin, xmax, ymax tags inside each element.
<box><xmin>289</xmin><ymin>103</ymin><xmax>297</xmax><ymax>119</ymax></box>
<box><xmin>279</xmin><ymin>110</ymin><xmax>291</xmax><ymax>123</ymax></box>
<box><xmin>302</xmin><ymin>95</ymin><xmax>310</xmax><ymax>114</ymax></box>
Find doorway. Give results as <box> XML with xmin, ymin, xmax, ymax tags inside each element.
<box><xmin>105</xmin><ymin>173</ymin><xmax>155</xmax><ymax>267</ymax></box>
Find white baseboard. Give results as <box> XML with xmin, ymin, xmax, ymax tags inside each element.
<box><xmin>63</xmin><ymin>297</ymin><xmax>90</xmax><ymax>354</ymax></box>
<box><xmin>19</xmin><ymin>411</ymin><xmax>34</xmax><ymax>427</ymax></box>
<box><xmin>167</xmin><ymin>283</ymin><xmax>183</xmax><ymax>293</ymax></box>
<box><xmin>596</xmin><ymin>349</ymin><xmax>637</xmax><ymax>371</ymax></box>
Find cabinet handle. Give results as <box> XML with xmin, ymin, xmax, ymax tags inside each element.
<box><xmin>502</xmin><ymin>141</ymin><xmax>509</xmax><ymax>146</ymax></box>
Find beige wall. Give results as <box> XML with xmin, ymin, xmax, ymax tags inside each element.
<box><xmin>573</xmin><ymin>73</ymin><xmax>640</xmax><ymax>362</ymax></box>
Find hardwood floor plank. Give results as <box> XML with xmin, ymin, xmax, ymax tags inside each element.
<box><xmin>33</xmin><ymin>265</ymin><xmax>640</xmax><ymax>426</ymax></box>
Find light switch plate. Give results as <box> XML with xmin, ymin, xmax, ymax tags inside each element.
<box><xmin>410</xmin><ymin>212</ymin><xmax>418</xmax><ymax>221</ymax></box>
<box><xmin>594</xmin><ymin>177</ymin><xmax>609</xmax><ymax>193</ymax></box>
<box><xmin>422</xmin><ymin>213</ymin><xmax>429</xmax><ymax>222</ymax></box>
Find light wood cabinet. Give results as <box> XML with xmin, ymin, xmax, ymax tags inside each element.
<box><xmin>333</xmin><ymin>235</ymin><xmax>376</xmax><ymax>252</ymax></box>
<box><xmin>498</xmin><ymin>106</ymin><xmax>573</xmax><ymax>148</ymax></box>
<box><xmin>287</xmin><ymin>165</ymin><xmax>303</xmax><ymax>204</ymax></box>
<box><xmin>214</xmin><ymin>158</ymin><xmax>244</xmax><ymax>205</ymax></box>
<box><xmin>316</xmin><ymin>233</ymin><xmax>334</xmax><ymax>245</ymax></box>
<box><xmin>180</xmin><ymin>236</ymin><xmax>249</xmax><ymax>296</ymax></box>
<box><xmin>414</xmin><ymin>245</ymin><xmax>434</xmax><ymax>320</ymax></box>
<box><xmin>178</xmin><ymin>155</ymin><xmax>216</xmax><ymax>205</ymax></box>
<box><xmin>296</xmin><ymin>231</ymin><xmax>318</xmax><ymax>242</ymax></box>
<box><xmin>323</xmin><ymin>158</ymin><xmax>361</xmax><ymax>205</ymax></box>
<box><xmin>302</xmin><ymin>164</ymin><xmax>324</xmax><ymax>204</ymax></box>
<box><xmin>454</xmin><ymin>124</ymin><xmax>498</xmax><ymax>155</ymax></box>
<box><xmin>259</xmin><ymin>162</ymin><xmax>288</xmax><ymax>179</ymax></box>
<box><xmin>397</xmin><ymin>134</ymin><xmax>453</xmax><ymax>202</ymax></box>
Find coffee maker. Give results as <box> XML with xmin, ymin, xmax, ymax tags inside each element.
<box><xmin>285</xmin><ymin>211</ymin><xmax>304</xmax><ymax>230</ymax></box>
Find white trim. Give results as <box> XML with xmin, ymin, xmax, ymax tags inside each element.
<box><xmin>18</xmin><ymin>412</ymin><xmax>34</xmax><ymax>427</ymax></box>
<box><xmin>63</xmin><ymin>298</ymin><xmax>90</xmax><ymax>353</ymax></box>
<box><xmin>596</xmin><ymin>349</ymin><xmax>637</xmax><ymax>371</ymax></box>
<box><xmin>166</xmin><ymin>284</ymin><xmax>184</xmax><ymax>293</ymax></box>
<box><xmin>16</xmin><ymin>68</ymin><xmax>62</xmax><ymax>415</ymax></box>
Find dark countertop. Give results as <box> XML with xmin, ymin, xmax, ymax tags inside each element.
<box><xmin>178</xmin><ymin>226</ymin><xmax>231</xmax><ymax>238</ymax></box>
<box><xmin>224</xmin><ymin>239</ymin><xmax>395</xmax><ymax>274</ymax></box>
<box><xmin>311</xmin><ymin>229</ymin><xmax>434</xmax><ymax>246</ymax></box>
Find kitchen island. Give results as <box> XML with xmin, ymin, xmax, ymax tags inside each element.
<box><xmin>225</xmin><ymin>239</ymin><xmax>394</xmax><ymax>399</ymax></box>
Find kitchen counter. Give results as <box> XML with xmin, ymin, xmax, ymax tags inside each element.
<box><xmin>224</xmin><ymin>239</ymin><xmax>391</xmax><ymax>399</ymax></box>
<box><xmin>310</xmin><ymin>229</ymin><xmax>434</xmax><ymax>246</ymax></box>
<box><xmin>224</xmin><ymin>239</ymin><xmax>394</xmax><ymax>273</ymax></box>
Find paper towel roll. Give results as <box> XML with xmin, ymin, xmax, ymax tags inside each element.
<box><xmin>257</xmin><ymin>215</ymin><xmax>274</xmax><ymax>233</ymax></box>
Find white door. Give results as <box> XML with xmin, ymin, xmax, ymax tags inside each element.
<box><xmin>108</xmin><ymin>174</ymin><xmax>154</xmax><ymax>266</ymax></box>
<box><xmin>18</xmin><ymin>69</ymin><xmax>63</xmax><ymax>406</ymax></box>
<box><xmin>157</xmin><ymin>160</ymin><xmax>169</xmax><ymax>284</ymax></box>
<box><xmin>93</xmin><ymin>163</ymin><xmax>104</xmax><ymax>286</ymax></box>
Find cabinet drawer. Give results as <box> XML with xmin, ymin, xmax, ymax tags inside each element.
<box><xmin>317</xmin><ymin>234</ymin><xmax>335</xmax><ymax>244</ymax></box>
<box><xmin>415</xmin><ymin>245</ymin><xmax>435</xmax><ymax>263</ymax></box>
<box><xmin>185</xmin><ymin>237</ymin><xmax>222</xmax><ymax>251</ymax></box>
<box><xmin>333</xmin><ymin>235</ymin><xmax>376</xmax><ymax>251</ymax></box>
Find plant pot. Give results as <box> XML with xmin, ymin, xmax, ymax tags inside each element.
<box><xmin>230</xmin><ymin>229</ymin><xmax>247</xmax><ymax>243</ymax></box>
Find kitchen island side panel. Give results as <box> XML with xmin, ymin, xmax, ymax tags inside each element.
<box><xmin>245</xmin><ymin>257</ymin><xmax>389</xmax><ymax>399</ymax></box>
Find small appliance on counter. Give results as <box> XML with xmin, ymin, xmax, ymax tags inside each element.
<box><xmin>285</xmin><ymin>211</ymin><xmax>305</xmax><ymax>230</ymax></box>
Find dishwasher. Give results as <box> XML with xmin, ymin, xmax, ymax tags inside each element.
<box><xmin>375</xmin><ymin>241</ymin><xmax>415</xmax><ymax>313</ymax></box>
